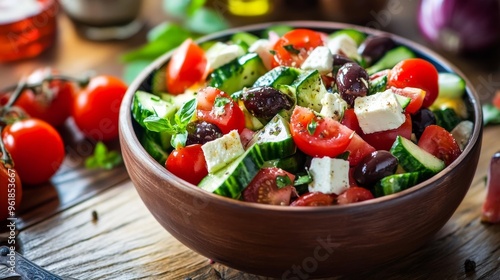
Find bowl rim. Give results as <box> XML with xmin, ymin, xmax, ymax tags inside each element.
<box><xmin>120</xmin><ymin>20</ymin><xmax>483</xmax><ymax>212</ymax></box>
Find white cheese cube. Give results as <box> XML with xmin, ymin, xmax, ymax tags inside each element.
<box><xmin>201</xmin><ymin>130</ymin><xmax>244</xmax><ymax>173</ymax></box>
<box><xmin>327</xmin><ymin>34</ymin><xmax>361</xmax><ymax>61</ymax></box>
<box><xmin>205</xmin><ymin>42</ymin><xmax>245</xmax><ymax>70</ymax></box>
<box><xmin>249</xmin><ymin>39</ymin><xmax>273</xmax><ymax>70</ymax></box>
<box><xmin>300</xmin><ymin>46</ymin><xmax>333</xmax><ymax>75</ymax></box>
<box><xmin>319</xmin><ymin>92</ymin><xmax>348</xmax><ymax>121</ymax></box>
<box><xmin>308</xmin><ymin>157</ymin><xmax>350</xmax><ymax>195</ymax></box>
<box><xmin>354</xmin><ymin>89</ymin><xmax>406</xmax><ymax>134</ymax></box>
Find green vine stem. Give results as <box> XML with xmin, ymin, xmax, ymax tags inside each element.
<box><xmin>0</xmin><ymin>74</ymin><xmax>91</xmax><ymax>99</ymax></box>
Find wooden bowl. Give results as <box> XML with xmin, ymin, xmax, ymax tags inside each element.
<box><xmin>119</xmin><ymin>21</ymin><xmax>483</xmax><ymax>278</ymax></box>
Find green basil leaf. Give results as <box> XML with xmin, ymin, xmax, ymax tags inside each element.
<box><xmin>483</xmin><ymin>104</ymin><xmax>500</xmax><ymax>126</ymax></box>
<box><xmin>283</xmin><ymin>44</ymin><xmax>300</xmax><ymax>55</ymax></box>
<box><xmin>144</xmin><ymin>116</ymin><xmax>176</xmax><ymax>134</ymax></box>
<box><xmin>307</xmin><ymin>119</ymin><xmax>317</xmax><ymax>135</ymax></box>
<box><xmin>85</xmin><ymin>142</ymin><xmax>123</xmax><ymax>170</ymax></box>
<box><xmin>175</xmin><ymin>98</ymin><xmax>197</xmax><ymax>128</ymax></box>
<box><xmin>276</xmin><ymin>175</ymin><xmax>293</xmax><ymax>189</ymax></box>
<box><xmin>171</xmin><ymin>131</ymin><xmax>188</xmax><ymax>150</ymax></box>
<box><xmin>94</xmin><ymin>141</ymin><xmax>108</xmax><ymax>158</ymax></box>
<box><xmin>185</xmin><ymin>7</ymin><xmax>229</xmax><ymax>34</ymax></box>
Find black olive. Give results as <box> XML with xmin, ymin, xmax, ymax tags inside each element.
<box><xmin>243</xmin><ymin>86</ymin><xmax>293</xmax><ymax>120</ymax></box>
<box><xmin>354</xmin><ymin>151</ymin><xmax>398</xmax><ymax>187</ymax></box>
<box><xmin>336</xmin><ymin>62</ymin><xmax>369</xmax><ymax>107</ymax></box>
<box><xmin>186</xmin><ymin>121</ymin><xmax>223</xmax><ymax>145</ymax></box>
<box><xmin>332</xmin><ymin>54</ymin><xmax>355</xmax><ymax>76</ymax></box>
<box><xmin>358</xmin><ymin>36</ymin><xmax>396</xmax><ymax>65</ymax></box>
<box><xmin>412</xmin><ymin>108</ymin><xmax>437</xmax><ymax>139</ymax></box>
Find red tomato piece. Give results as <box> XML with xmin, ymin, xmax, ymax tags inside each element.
<box><xmin>341</xmin><ymin>108</ymin><xmax>362</xmax><ymax>134</ymax></box>
<box><xmin>290</xmin><ymin>106</ymin><xmax>354</xmax><ymax>158</ymax></box>
<box><xmin>337</xmin><ymin>187</ymin><xmax>374</xmax><ymax>205</ymax></box>
<box><xmin>272</xmin><ymin>29</ymin><xmax>326</xmax><ymax>68</ymax></box>
<box><xmin>243</xmin><ymin>167</ymin><xmax>296</xmax><ymax>205</ymax></box>
<box><xmin>167</xmin><ymin>39</ymin><xmax>207</xmax><ymax>94</ymax></box>
<box><xmin>2</xmin><ymin>118</ymin><xmax>65</xmax><ymax>185</ymax></box>
<box><xmin>493</xmin><ymin>91</ymin><xmax>500</xmax><ymax>110</ymax></box>
<box><xmin>418</xmin><ymin>125</ymin><xmax>461</xmax><ymax>166</ymax></box>
<box><xmin>388</xmin><ymin>58</ymin><xmax>439</xmax><ymax>108</ymax></box>
<box><xmin>196</xmin><ymin>87</ymin><xmax>245</xmax><ymax>134</ymax></box>
<box><xmin>166</xmin><ymin>144</ymin><xmax>208</xmax><ymax>185</ymax></box>
<box><xmin>361</xmin><ymin>113</ymin><xmax>412</xmax><ymax>151</ymax></box>
<box><xmin>390</xmin><ymin>87</ymin><xmax>426</xmax><ymax>114</ymax></box>
<box><xmin>344</xmin><ymin>133</ymin><xmax>376</xmax><ymax>167</ymax></box>
<box><xmin>72</xmin><ymin>75</ymin><xmax>127</xmax><ymax>142</ymax></box>
<box><xmin>13</xmin><ymin>68</ymin><xmax>75</xmax><ymax>127</ymax></box>
<box><xmin>290</xmin><ymin>192</ymin><xmax>335</xmax><ymax>207</ymax></box>
<box><xmin>0</xmin><ymin>164</ymin><xmax>22</xmax><ymax>221</ymax></box>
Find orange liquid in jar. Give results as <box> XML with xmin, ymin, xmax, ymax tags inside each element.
<box><xmin>0</xmin><ymin>0</ymin><xmax>57</xmax><ymax>62</ymax></box>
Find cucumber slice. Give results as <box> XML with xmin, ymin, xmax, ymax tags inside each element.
<box><xmin>366</xmin><ymin>46</ymin><xmax>416</xmax><ymax>75</ymax></box>
<box><xmin>209</xmin><ymin>52</ymin><xmax>267</xmax><ymax>94</ymax></box>
<box><xmin>432</xmin><ymin>108</ymin><xmax>461</xmax><ymax>132</ymax></box>
<box><xmin>292</xmin><ymin>70</ymin><xmax>327</xmax><ymax>112</ymax></box>
<box><xmin>253</xmin><ymin>66</ymin><xmax>301</xmax><ymax>88</ymax></box>
<box><xmin>395</xmin><ymin>94</ymin><xmax>411</xmax><ymax>110</ymax></box>
<box><xmin>374</xmin><ymin>172</ymin><xmax>421</xmax><ymax>197</ymax></box>
<box><xmin>368</xmin><ymin>75</ymin><xmax>387</xmax><ymax>95</ymax></box>
<box><xmin>390</xmin><ymin>136</ymin><xmax>445</xmax><ymax>176</ymax></box>
<box><xmin>247</xmin><ymin>114</ymin><xmax>296</xmax><ymax>161</ymax></box>
<box><xmin>140</xmin><ymin>132</ymin><xmax>169</xmax><ymax>165</ymax></box>
<box><xmin>438</xmin><ymin>73</ymin><xmax>466</xmax><ymax>99</ymax></box>
<box><xmin>132</xmin><ymin>91</ymin><xmax>177</xmax><ymax>128</ymax></box>
<box><xmin>329</xmin><ymin>29</ymin><xmax>367</xmax><ymax>46</ymax></box>
<box><xmin>198</xmin><ymin>143</ymin><xmax>265</xmax><ymax>199</ymax></box>
<box><xmin>231</xmin><ymin>32</ymin><xmax>259</xmax><ymax>50</ymax></box>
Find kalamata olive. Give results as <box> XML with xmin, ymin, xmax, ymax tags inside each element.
<box><xmin>358</xmin><ymin>36</ymin><xmax>396</xmax><ymax>65</ymax></box>
<box><xmin>354</xmin><ymin>150</ymin><xmax>398</xmax><ymax>187</ymax></box>
<box><xmin>332</xmin><ymin>54</ymin><xmax>355</xmax><ymax>75</ymax></box>
<box><xmin>186</xmin><ymin>120</ymin><xmax>223</xmax><ymax>145</ymax></box>
<box><xmin>412</xmin><ymin>108</ymin><xmax>437</xmax><ymax>139</ymax></box>
<box><xmin>243</xmin><ymin>86</ymin><xmax>293</xmax><ymax>120</ymax></box>
<box><xmin>336</xmin><ymin>62</ymin><xmax>369</xmax><ymax>107</ymax></box>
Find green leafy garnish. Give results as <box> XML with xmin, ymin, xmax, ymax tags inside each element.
<box><xmin>483</xmin><ymin>104</ymin><xmax>500</xmax><ymax>126</ymax></box>
<box><xmin>336</xmin><ymin>151</ymin><xmax>350</xmax><ymax>161</ymax></box>
<box><xmin>144</xmin><ymin>98</ymin><xmax>197</xmax><ymax>148</ymax></box>
<box><xmin>283</xmin><ymin>44</ymin><xmax>300</xmax><ymax>55</ymax></box>
<box><xmin>85</xmin><ymin>142</ymin><xmax>123</xmax><ymax>170</ymax></box>
<box><xmin>214</xmin><ymin>96</ymin><xmax>231</xmax><ymax>108</ymax></box>
<box><xmin>294</xmin><ymin>171</ymin><xmax>313</xmax><ymax>186</ymax></box>
<box><xmin>276</xmin><ymin>175</ymin><xmax>293</xmax><ymax>189</ymax></box>
<box><xmin>307</xmin><ymin>119</ymin><xmax>317</xmax><ymax>135</ymax></box>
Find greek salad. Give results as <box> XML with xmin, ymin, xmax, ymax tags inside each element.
<box><xmin>131</xmin><ymin>26</ymin><xmax>473</xmax><ymax>206</ymax></box>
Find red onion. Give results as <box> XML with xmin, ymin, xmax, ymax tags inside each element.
<box><xmin>418</xmin><ymin>0</ymin><xmax>500</xmax><ymax>53</ymax></box>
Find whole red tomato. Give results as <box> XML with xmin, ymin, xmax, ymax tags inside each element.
<box><xmin>72</xmin><ymin>75</ymin><xmax>127</xmax><ymax>142</ymax></box>
<box><xmin>0</xmin><ymin>164</ymin><xmax>22</xmax><ymax>221</ymax></box>
<box><xmin>2</xmin><ymin>118</ymin><xmax>65</xmax><ymax>185</ymax></box>
<box><xmin>1</xmin><ymin>68</ymin><xmax>76</xmax><ymax>127</ymax></box>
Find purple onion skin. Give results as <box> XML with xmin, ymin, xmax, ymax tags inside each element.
<box><xmin>418</xmin><ymin>0</ymin><xmax>500</xmax><ymax>53</ymax></box>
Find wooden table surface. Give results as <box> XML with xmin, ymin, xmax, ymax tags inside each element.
<box><xmin>1</xmin><ymin>1</ymin><xmax>499</xmax><ymax>279</ymax></box>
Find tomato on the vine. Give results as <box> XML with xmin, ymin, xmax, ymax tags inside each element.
<box><xmin>290</xmin><ymin>192</ymin><xmax>335</xmax><ymax>206</ymax></box>
<box><xmin>72</xmin><ymin>75</ymin><xmax>127</xmax><ymax>142</ymax></box>
<box><xmin>2</xmin><ymin>118</ymin><xmax>65</xmax><ymax>185</ymax></box>
<box><xmin>0</xmin><ymin>164</ymin><xmax>22</xmax><ymax>221</ymax></box>
<box><xmin>272</xmin><ymin>29</ymin><xmax>326</xmax><ymax>68</ymax></box>
<box><xmin>167</xmin><ymin>39</ymin><xmax>207</xmax><ymax>94</ymax></box>
<box><xmin>337</xmin><ymin>187</ymin><xmax>374</xmax><ymax>205</ymax></box>
<box><xmin>418</xmin><ymin>125</ymin><xmax>461</xmax><ymax>166</ymax></box>
<box><xmin>290</xmin><ymin>106</ymin><xmax>353</xmax><ymax>158</ymax></box>
<box><xmin>387</xmin><ymin>58</ymin><xmax>439</xmax><ymax>108</ymax></box>
<box><xmin>166</xmin><ymin>144</ymin><xmax>208</xmax><ymax>185</ymax></box>
<box><xmin>196</xmin><ymin>87</ymin><xmax>245</xmax><ymax>134</ymax></box>
<box><xmin>10</xmin><ymin>68</ymin><xmax>75</xmax><ymax>127</ymax></box>
<box><xmin>243</xmin><ymin>167</ymin><xmax>296</xmax><ymax>205</ymax></box>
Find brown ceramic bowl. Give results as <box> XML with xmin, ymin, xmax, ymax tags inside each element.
<box><xmin>119</xmin><ymin>21</ymin><xmax>483</xmax><ymax>278</ymax></box>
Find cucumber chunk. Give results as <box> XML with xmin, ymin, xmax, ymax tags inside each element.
<box><xmin>140</xmin><ymin>132</ymin><xmax>169</xmax><ymax>165</ymax></box>
<box><xmin>198</xmin><ymin>143</ymin><xmax>265</xmax><ymax>199</ymax></box>
<box><xmin>432</xmin><ymin>108</ymin><xmax>461</xmax><ymax>132</ymax></box>
<box><xmin>329</xmin><ymin>29</ymin><xmax>367</xmax><ymax>46</ymax></box>
<box><xmin>132</xmin><ymin>91</ymin><xmax>177</xmax><ymax>128</ymax></box>
<box><xmin>395</xmin><ymin>94</ymin><xmax>411</xmax><ymax>110</ymax></box>
<box><xmin>368</xmin><ymin>75</ymin><xmax>387</xmax><ymax>95</ymax></box>
<box><xmin>366</xmin><ymin>46</ymin><xmax>416</xmax><ymax>75</ymax></box>
<box><xmin>253</xmin><ymin>66</ymin><xmax>301</xmax><ymax>88</ymax></box>
<box><xmin>209</xmin><ymin>53</ymin><xmax>267</xmax><ymax>94</ymax></box>
<box><xmin>374</xmin><ymin>172</ymin><xmax>421</xmax><ymax>197</ymax></box>
<box><xmin>291</xmin><ymin>70</ymin><xmax>327</xmax><ymax>112</ymax></box>
<box><xmin>390</xmin><ymin>136</ymin><xmax>445</xmax><ymax>176</ymax></box>
<box><xmin>247</xmin><ymin>114</ymin><xmax>296</xmax><ymax>161</ymax></box>
<box><xmin>438</xmin><ymin>73</ymin><xmax>466</xmax><ymax>99</ymax></box>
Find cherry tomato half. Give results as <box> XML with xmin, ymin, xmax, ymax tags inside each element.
<box><xmin>337</xmin><ymin>187</ymin><xmax>374</xmax><ymax>205</ymax></box>
<box><xmin>0</xmin><ymin>164</ymin><xmax>22</xmax><ymax>221</ymax></box>
<box><xmin>167</xmin><ymin>39</ymin><xmax>207</xmax><ymax>94</ymax></box>
<box><xmin>390</xmin><ymin>87</ymin><xmax>426</xmax><ymax>114</ymax></box>
<box><xmin>290</xmin><ymin>192</ymin><xmax>336</xmax><ymax>206</ymax></box>
<box><xmin>2</xmin><ymin>118</ymin><xmax>65</xmax><ymax>185</ymax></box>
<box><xmin>13</xmin><ymin>68</ymin><xmax>75</xmax><ymax>127</ymax></box>
<box><xmin>361</xmin><ymin>113</ymin><xmax>412</xmax><ymax>151</ymax></box>
<box><xmin>196</xmin><ymin>87</ymin><xmax>245</xmax><ymax>134</ymax></box>
<box><xmin>72</xmin><ymin>75</ymin><xmax>127</xmax><ymax>142</ymax></box>
<box><xmin>272</xmin><ymin>29</ymin><xmax>326</xmax><ymax>68</ymax></box>
<box><xmin>418</xmin><ymin>125</ymin><xmax>461</xmax><ymax>166</ymax></box>
<box><xmin>243</xmin><ymin>167</ymin><xmax>296</xmax><ymax>205</ymax></box>
<box><xmin>166</xmin><ymin>144</ymin><xmax>208</xmax><ymax>185</ymax></box>
<box><xmin>290</xmin><ymin>106</ymin><xmax>353</xmax><ymax>158</ymax></box>
<box><xmin>388</xmin><ymin>58</ymin><xmax>439</xmax><ymax>108</ymax></box>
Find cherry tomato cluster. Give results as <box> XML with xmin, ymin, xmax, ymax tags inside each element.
<box><xmin>0</xmin><ymin>68</ymin><xmax>127</xmax><ymax>219</ymax></box>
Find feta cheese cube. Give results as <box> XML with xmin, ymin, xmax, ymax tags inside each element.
<box><xmin>205</xmin><ymin>42</ymin><xmax>245</xmax><ymax>70</ymax></box>
<box><xmin>201</xmin><ymin>130</ymin><xmax>244</xmax><ymax>173</ymax></box>
<box><xmin>319</xmin><ymin>92</ymin><xmax>348</xmax><ymax>121</ymax></box>
<box><xmin>249</xmin><ymin>39</ymin><xmax>273</xmax><ymax>70</ymax></box>
<box><xmin>354</xmin><ymin>89</ymin><xmax>406</xmax><ymax>134</ymax></box>
<box><xmin>301</xmin><ymin>46</ymin><xmax>333</xmax><ymax>74</ymax></box>
<box><xmin>308</xmin><ymin>157</ymin><xmax>350</xmax><ymax>195</ymax></box>
<box><xmin>327</xmin><ymin>34</ymin><xmax>361</xmax><ymax>61</ymax></box>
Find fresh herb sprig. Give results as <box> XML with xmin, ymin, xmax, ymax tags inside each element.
<box><xmin>85</xmin><ymin>142</ymin><xmax>123</xmax><ymax>170</ymax></box>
